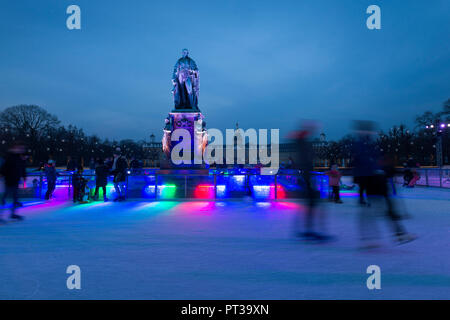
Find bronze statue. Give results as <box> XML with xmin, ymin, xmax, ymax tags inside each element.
<box><xmin>172</xmin><ymin>49</ymin><xmax>199</xmax><ymax>110</ymax></box>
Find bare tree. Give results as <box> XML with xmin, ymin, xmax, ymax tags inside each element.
<box><xmin>414</xmin><ymin>111</ymin><xmax>437</xmax><ymax>129</ymax></box>
<box><xmin>0</xmin><ymin>105</ymin><xmax>60</xmax><ymax>138</ymax></box>
<box><xmin>414</xmin><ymin>98</ymin><xmax>450</xmax><ymax>128</ymax></box>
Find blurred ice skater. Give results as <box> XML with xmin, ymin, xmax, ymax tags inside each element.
<box><xmin>0</xmin><ymin>142</ymin><xmax>27</xmax><ymax>222</ymax></box>
<box><xmin>291</xmin><ymin>121</ymin><xmax>334</xmax><ymax>242</ymax></box>
<box><xmin>352</xmin><ymin>121</ymin><xmax>416</xmax><ymax>248</ymax></box>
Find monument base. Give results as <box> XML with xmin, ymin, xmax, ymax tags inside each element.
<box><xmin>162</xmin><ymin>109</ymin><xmax>207</xmax><ymax>169</ymax></box>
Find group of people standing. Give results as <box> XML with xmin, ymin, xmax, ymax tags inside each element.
<box><xmin>44</xmin><ymin>147</ymin><xmax>129</xmax><ymax>203</ymax></box>
<box><xmin>0</xmin><ymin>146</ymin><xmax>131</xmax><ymax>223</ymax></box>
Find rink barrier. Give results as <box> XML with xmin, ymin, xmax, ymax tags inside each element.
<box><xmin>393</xmin><ymin>168</ymin><xmax>450</xmax><ymax>189</ymax></box>
<box><xmin>9</xmin><ymin>168</ymin><xmax>448</xmax><ymax>202</ymax></box>
<box><xmin>12</xmin><ymin>170</ymin><xmax>329</xmax><ymax>201</ymax></box>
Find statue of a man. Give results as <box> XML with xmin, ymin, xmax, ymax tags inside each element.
<box><xmin>172</xmin><ymin>48</ymin><xmax>199</xmax><ymax>110</ymax></box>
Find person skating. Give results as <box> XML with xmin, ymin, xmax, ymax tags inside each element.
<box><xmin>403</xmin><ymin>167</ymin><xmax>413</xmax><ymax>186</ymax></box>
<box><xmin>111</xmin><ymin>148</ymin><xmax>128</xmax><ymax>201</ymax></box>
<box><xmin>364</xmin><ymin>167</ymin><xmax>417</xmax><ymax>247</ymax></box>
<box><xmin>381</xmin><ymin>154</ymin><xmax>397</xmax><ymax>195</ymax></box>
<box><xmin>407</xmin><ymin>168</ymin><xmax>420</xmax><ymax>188</ymax></box>
<box><xmin>352</xmin><ymin>121</ymin><xmax>416</xmax><ymax>248</ymax></box>
<box><xmin>93</xmin><ymin>159</ymin><xmax>109</xmax><ymax>202</ymax></box>
<box><xmin>352</xmin><ymin>130</ymin><xmax>376</xmax><ymax>206</ymax></box>
<box><xmin>44</xmin><ymin>160</ymin><xmax>58</xmax><ymax>200</ymax></box>
<box><xmin>291</xmin><ymin>122</ymin><xmax>334</xmax><ymax>242</ymax></box>
<box><xmin>326</xmin><ymin>164</ymin><xmax>343</xmax><ymax>203</ymax></box>
<box><xmin>0</xmin><ymin>142</ymin><xmax>27</xmax><ymax>221</ymax></box>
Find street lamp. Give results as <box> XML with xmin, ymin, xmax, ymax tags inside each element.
<box><xmin>425</xmin><ymin>121</ymin><xmax>450</xmax><ymax>167</ymax></box>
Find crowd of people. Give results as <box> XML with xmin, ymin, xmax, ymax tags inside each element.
<box><xmin>0</xmin><ymin>144</ymin><xmax>133</xmax><ymax>223</ymax></box>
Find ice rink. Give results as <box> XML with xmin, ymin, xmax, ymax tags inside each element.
<box><xmin>0</xmin><ymin>187</ymin><xmax>449</xmax><ymax>300</ymax></box>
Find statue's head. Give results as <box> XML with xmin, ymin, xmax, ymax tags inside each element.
<box><xmin>181</xmin><ymin>48</ymin><xmax>189</xmax><ymax>58</ymax></box>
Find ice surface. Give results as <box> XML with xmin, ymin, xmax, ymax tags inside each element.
<box><xmin>0</xmin><ymin>187</ymin><xmax>449</xmax><ymax>299</ymax></box>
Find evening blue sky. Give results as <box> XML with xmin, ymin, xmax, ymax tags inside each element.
<box><xmin>0</xmin><ymin>0</ymin><xmax>449</xmax><ymax>141</ymax></box>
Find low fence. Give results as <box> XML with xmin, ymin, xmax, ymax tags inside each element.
<box><xmin>5</xmin><ymin>170</ymin><xmax>329</xmax><ymax>201</ymax></box>
<box><xmin>393</xmin><ymin>168</ymin><xmax>450</xmax><ymax>188</ymax></box>
<box><xmin>324</xmin><ymin>167</ymin><xmax>450</xmax><ymax>189</ymax></box>
<box><xmin>4</xmin><ymin>168</ymin><xmax>448</xmax><ymax>203</ymax></box>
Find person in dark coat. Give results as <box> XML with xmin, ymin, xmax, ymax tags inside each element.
<box><xmin>111</xmin><ymin>148</ymin><xmax>128</xmax><ymax>201</ymax></box>
<box><xmin>94</xmin><ymin>159</ymin><xmax>109</xmax><ymax>202</ymax></box>
<box><xmin>0</xmin><ymin>142</ymin><xmax>27</xmax><ymax>220</ymax></box>
<box><xmin>72</xmin><ymin>166</ymin><xmax>85</xmax><ymax>203</ymax></box>
<box><xmin>66</xmin><ymin>156</ymin><xmax>77</xmax><ymax>171</ymax></box>
<box><xmin>403</xmin><ymin>168</ymin><xmax>413</xmax><ymax>186</ymax></box>
<box><xmin>44</xmin><ymin>159</ymin><xmax>58</xmax><ymax>200</ymax></box>
<box><xmin>89</xmin><ymin>157</ymin><xmax>96</xmax><ymax>171</ymax></box>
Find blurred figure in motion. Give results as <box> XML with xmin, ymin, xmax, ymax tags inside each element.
<box><xmin>403</xmin><ymin>168</ymin><xmax>413</xmax><ymax>186</ymax></box>
<box><xmin>380</xmin><ymin>154</ymin><xmax>411</xmax><ymax>220</ymax></box>
<box><xmin>0</xmin><ymin>141</ymin><xmax>27</xmax><ymax>221</ymax></box>
<box><xmin>44</xmin><ymin>159</ymin><xmax>58</xmax><ymax>200</ymax></box>
<box><xmin>352</xmin><ymin>121</ymin><xmax>377</xmax><ymax>206</ymax></box>
<box><xmin>326</xmin><ymin>164</ymin><xmax>343</xmax><ymax>203</ymax></box>
<box><xmin>381</xmin><ymin>154</ymin><xmax>397</xmax><ymax>196</ymax></box>
<box><xmin>291</xmin><ymin>121</ymin><xmax>333</xmax><ymax>242</ymax></box>
<box><xmin>352</xmin><ymin>121</ymin><xmax>416</xmax><ymax>248</ymax></box>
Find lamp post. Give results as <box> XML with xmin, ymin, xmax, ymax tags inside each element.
<box><xmin>426</xmin><ymin>122</ymin><xmax>450</xmax><ymax>167</ymax></box>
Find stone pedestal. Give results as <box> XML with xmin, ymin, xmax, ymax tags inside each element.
<box><xmin>162</xmin><ymin>110</ymin><xmax>207</xmax><ymax>168</ymax></box>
